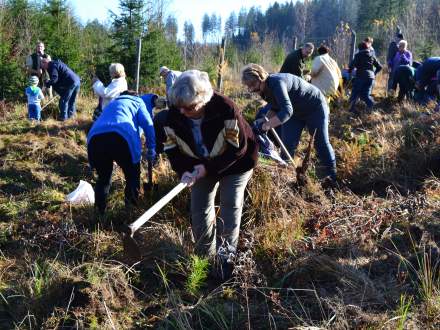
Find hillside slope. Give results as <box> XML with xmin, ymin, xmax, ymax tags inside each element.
<box><xmin>1</xmin><ymin>93</ymin><xmax>440</xmax><ymax>329</ymax></box>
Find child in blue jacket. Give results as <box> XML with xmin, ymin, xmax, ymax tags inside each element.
<box><xmin>25</xmin><ymin>76</ymin><xmax>45</xmax><ymax>121</ymax></box>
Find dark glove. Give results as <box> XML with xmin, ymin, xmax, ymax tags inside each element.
<box><xmin>145</xmin><ymin>149</ymin><xmax>157</xmax><ymax>162</ymax></box>
<box><xmin>252</xmin><ymin>119</ymin><xmax>266</xmax><ymax>136</ymax></box>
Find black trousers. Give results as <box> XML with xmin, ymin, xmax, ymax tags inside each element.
<box><xmin>88</xmin><ymin>132</ymin><xmax>140</xmax><ymax>213</ymax></box>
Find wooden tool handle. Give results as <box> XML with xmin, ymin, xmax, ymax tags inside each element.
<box><xmin>128</xmin><ymin>170</ymin><xmax>198</xmax><ymax>236</ymax></box>
<box><xmin>129</xmin><ymin>182</ymin><xmax>187</xmax><ymax>235</ymax></box>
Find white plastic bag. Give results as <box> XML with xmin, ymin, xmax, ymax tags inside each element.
<box><xmin>66</xmin><ymin>180</ymin><xmax>95</xmax><ymax>205</ymax></box>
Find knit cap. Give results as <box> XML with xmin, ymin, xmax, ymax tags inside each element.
<box><xmin>159</xmin><ymin>66</ymin><xmax>169</xmax><ymax>76</ymax></box>
<box><xmin>29</xmin><ymin>76</ymin><xmax>39</xmax><ymax>85</ymax></box>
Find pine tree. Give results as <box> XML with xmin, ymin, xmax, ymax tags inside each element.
<box><xmin>183</xmin><ymin>21</ymin><xmax>195</xmax><ymax>67</ymax></box>
<box><xmin>40</xmin><ymin>0</ymin><xmax>83</xmax><ymax>74</ymax></box>
<box><xmin>165</xmin><ymin>15</ymin><xmax>178</xmax><ymax>42</ymax></box>
<box><xmin>141</xmin><ymin>28</ymin><xmax>182</xmax><ymax>86</ymax></box>
<box><xmin>224</xmin><ymin>12</ymin><xmax>237</xmax><ymax>37</ymax></box>
<box><xmin>82</xmin><ymin>20</ymin><xmax>113</xmax><ymax>85</ymax></box>
<box><xmin>109</xmin><ymin>0</ymin><xmax>182</xmax><ymax>87</ymax></box>
<box><xmin>202</xmin><ymin>13</ymin><xmax>210</xmax><ymax>43</ymax></box>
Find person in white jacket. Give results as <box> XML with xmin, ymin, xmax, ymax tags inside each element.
<box><xmin>92</xmin><ymin>63</ymin><xmax>128</xmax><ymax>114</ymax></box>
<box><xmin>310</xmin><ymin>45</ymin><xmax>341</xmax><ymax>97</ymax></box>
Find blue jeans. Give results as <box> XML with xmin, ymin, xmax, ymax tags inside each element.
<box><xmin>28</xmin><ymin>104</ymin><xmax>41</xmax><ymax>121</ymax></box>
<box><xmin>350</xmin><ymin>77</ymin><xmax>375</xmax><ymax>111</ymax></box>
<box><xmin>58</xmin><ymin>83</ymin><xmax>80</xmax><ymax>121</ymax></box>
<box><xmin>279</xmin><ymin>106</ymin><xmax>336</xmax><ymax>179</ymax></box>
<box><xmin>387</xmin><ymin>72</ymin><xmax>394</xmax><ymax>91</ymax></box>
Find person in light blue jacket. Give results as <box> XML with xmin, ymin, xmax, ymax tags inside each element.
<box><xmin>25</xmin><ymin>76</ymin><xmax>45</xmax><ymax>121</ymax></box>
<box><xmin>87</xmin><ymin>91</ymin><xmax>156</xmax><ymax>214</ymax></box>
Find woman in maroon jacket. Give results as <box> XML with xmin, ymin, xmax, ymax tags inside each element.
<box><xmin>156</xmin><ymin>70</ymin><xmax>258</xmax><ymax>279</ymax></box>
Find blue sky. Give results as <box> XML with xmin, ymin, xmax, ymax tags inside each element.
<box><xmin>71</xmin><ymin>0</ymin><xmax>283</xmax><ymax>40</ymax></box>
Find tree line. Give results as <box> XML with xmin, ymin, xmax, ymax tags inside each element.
<box><xmin>1</xmin><ymin>0</ymin><xmax>439</xmax><ymax>102</ymax></box>
<box><xmin>0</xmin><ymin>0</ymin><xmax>182</xmax><ymax>101</ymax></box>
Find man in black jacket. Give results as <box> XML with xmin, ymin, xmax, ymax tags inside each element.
<box><xmin>280</xmin><ymin>43</ymin><xmax>314</xmax><ymax>79</ymax></box>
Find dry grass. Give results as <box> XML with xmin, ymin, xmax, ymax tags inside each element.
<box><xmin>0</xmin><ymin>85</ymin><xmax>440</xmax><ymax>329</ymax></box>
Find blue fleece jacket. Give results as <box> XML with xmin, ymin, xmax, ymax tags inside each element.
<box><xmin>416</xmin><ymin>57</ymin><xmax>440</xmax><ymax>89</ymax></box>
<box><xmin>45</xmin><ymin>59</ymin><xmax>80</xmax><ymax>93</ymax></box>
<box><xmin>87</xmin><ymin>95</ymin><xmax>155</xmax><ymax>164</ymax></box>
<box><xmin>140</xmin><ymin>93</ymin><xmax>158</xmax><ymax>118</ymax></box>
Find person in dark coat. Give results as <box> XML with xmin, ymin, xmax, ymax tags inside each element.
<box><xmin>387</xmin><ymin>33</ymin><xmax>404</xmax><ymax>91</ymax></box>
<box><xmin>155</xmin><ymin>70</ymin><xmax>258</xmax><ymax>280</ymax></box>
<box><xmin>41</xmin><ymin>58</ymin><xmax>81</xmax><ymax>121</ymax></box>
<box><xmin>393</xmin><ymin>65</ymin><xmax>416</xmax><ymax>101</ymax></box>
<box><xmin>348</xmin><ymin>42</ymin><xmax>382</xmax><ymax>113</ymax></box>
<box><xmin>415</xmin><ymin>57</ymin><xmax>440</xmax><ymax>105</ymax></box>
<box><xmin>279</xmin><ymin>43</ymin><xmax>314</xmax><ymax>79</ymax></box>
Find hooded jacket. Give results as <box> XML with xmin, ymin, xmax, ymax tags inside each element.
<box><xmin>25</xmin><ymin>86</ymin><xmax>44</xmax><ymax>105</ymax></box>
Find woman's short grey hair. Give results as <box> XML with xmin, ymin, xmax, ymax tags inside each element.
<box><xmin>398</xmin><ymin>40</ymin><xmax>408</xmax><ymax>49</ymax></box>
<box><xmin>241</xmin><ymin>63</ymin><xmax>269</xmax><ymax>84</ymax></box>
<box><xmin>169</xmin><ymin>70</ymin><xmax>213</xmax><ymax>108</ymax></box>
<box><xmin>109</xmin><ymin>63</ymin><xmax>125</xmax><ymax>78</ymax></box>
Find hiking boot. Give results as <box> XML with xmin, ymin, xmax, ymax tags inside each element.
<box><xmin>218</xmin><ymin>259</ymin><xmax>234</xmax><ymax>281</ymax></box>
<box><xmin>321</xmin><ymin>175</ymin><xmax>338</xmax><ymax>190</ymax></box>
<box><xmin>211</xmin><ymin>245</ymin><xmax>236</xmax><ymax>282</ymax></box>
<box><xmin>210</xmin><ymin>258</ymin><xmax>234</xmax><ymax>282</ymax></box>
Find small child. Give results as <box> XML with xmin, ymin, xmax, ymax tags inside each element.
<box><xmin>25</xmin><ymin>76</ymin><xmax>45</xmax><ymax>121</ymax></box>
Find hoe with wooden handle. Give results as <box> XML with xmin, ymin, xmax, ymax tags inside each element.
<box><xmin>41</xmin><ymin>95</ymin><xmax>59</xmax><ymax>111</ymax></box>
<box><xmin>122</xmin><ymin>170</ymin><xmax>197</xmax><ymax>261</ymax></box>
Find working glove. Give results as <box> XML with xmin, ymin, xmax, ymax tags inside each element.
<box><xmin>181</xmin><ymin>171</ymin><xmax>197</xmax><ymax>187</ymax></box>
<box><xmin>252</xmin><ymin>118</ymin><xmax>268</xmax><ymax>136</ymax></box>
<box><xmin>145</xmin><ymin>148</ymin><xmax>157</xmax><ymax>163</ymax></box>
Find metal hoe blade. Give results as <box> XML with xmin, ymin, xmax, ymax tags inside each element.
<box><xmin>263</xmin><ymin>116</ymin><xmax>295</xmax><ymax>165</ymax></box>
<box><xmin>122</xmin><ymin>229</ymin><xmax>142</xmax><ymax>262</ymax></box>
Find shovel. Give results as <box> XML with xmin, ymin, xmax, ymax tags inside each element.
<box><xmin>263</xmin><ymin>116</ymin><xmax>295</xmax><ymax>165</ymax></box>
<box><xmin>122</xmin><ymin>170</ymin><xmax>197</xmax><ymax>261</ymax></box>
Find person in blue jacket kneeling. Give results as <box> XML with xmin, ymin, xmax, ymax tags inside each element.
<box><xmin>87</xmin><ymin>91</ymin><xmax>156</xmax><ymax>214</ymax></box>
